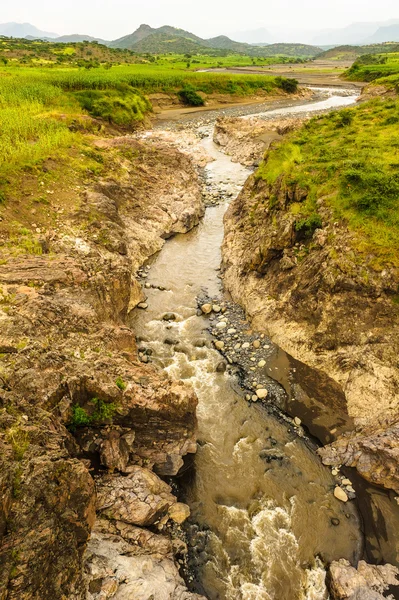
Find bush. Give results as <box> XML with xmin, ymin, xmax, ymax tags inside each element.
<box><xmin>74</xmin><ymin>84</ymin><xmax>151</xmax><ymax>126</ymax></box>
<box><xmin>177</xmin><ymin>85</ymin><xmax>205</xmax><ymax>106</ymax></box>
<box><xmin>276</xmin><ymin>76</ymin><xmax>298</xmax><ymax>93</ymax></box>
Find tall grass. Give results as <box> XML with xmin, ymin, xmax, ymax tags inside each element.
<box><xmin>1</xmin><ymin>65</ymin><xmax>283</xmax><ymax>94</ymax></box>
<box><xmin>0</xmin><ymin>64</ymin><xmax>291</xmax><ymax>176</ymax></box>
<box><xmin>0</xmin><ymin>78</ymin><xmax>76</xmax><ymax>176</ymax></box>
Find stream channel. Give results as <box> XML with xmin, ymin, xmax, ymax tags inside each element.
<box><xmin>130</xmin><ymin>89</ymin><xmax>399</xmax><ymax>600</ymax></box>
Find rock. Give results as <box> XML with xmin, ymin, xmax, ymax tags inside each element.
<box><xmin>258</xmin><ymin>360</ymin><xmax>266</xmax><ymax>368</ymax></box>
<box><xmin>242</xmin><ymin>342</ymin><xmax>250</xmax><ymax>349</ymax></box>
<box><xmin>342</xmin><ymin>478</ymin><xmax>352</xmax><ymax>486</ymax></box>
<box><xmin>227</xmin><ymin>328</ymin><xmax>236</xmax><ymax>334</ymax></box>
<box><xmin>334</xmin><ymin>487</ymin><xmax>349</xmax><ymax>503</ymax></box>
<box><xmin>256</xmin><ymin>389</ymin><xmax>268</xmax><ymax>399</ymax></box>
<box><xmin>294</xmin><ymin>417</ymin><xmax>302</xmax><ymax>426</ymax></box>
<box><xmin>319</xmin><ymin>422</ymin><xmax>399</xmax><ymax>494</ymax></box>
<box><xmin>331</xmin><ymin>518</ymin><xmax>340</xmax><ymax>526</ymax></box>
<box><xmin>137</xmin><ymin>302</ymin><xmax>148</xmax><ymax>309</ymax></box>
<box><xmin>216</xmin><ymin>361</ymin><xmax>227</xmax><ymax>373</ymax></box>
<box><xmin>328</xmin><ymin>559</ymin><xmax>399</xmax><ymax>599</ymax></box>
<box><xmin>332</xmin><ymin>468</ymin><xmax>339</xmax><ymax>476</ymax></box>
<box><xmin>252</xmin><ymin>395</ymin><xmax>258</xmax><ymax>402</ymax></box>
<box><xmin>212</xmin><ymin>304</ymin><xmax>221</xmax><ymax>313</ymax></box>
<box><xmin>84</xmin><ymin>531</ymin><xmax>206</xmax><ymax>600</ymax></box>
<box><xmin>201</xmin><ymin>303</ymin><xmax>212</xmax><ymax>314</ymax></box>
<box><xmin>96</xmin><ymin>467</ymin><xmax>176</xmax><ymax>527</ymax></box>
<box><xmin>216</xmin><ymin>322</ymin><xmax>227</xmax><ymax>329</ymax></box>
<box><xmin>168</xmin><ymin>503</ymin><xmax>190</xmax><ymax>524</ymax></box>
<box><xmin>253</xmin><ymin>340</ymin><xmax>261</xmax><ymax>349</ymax></box>
<box><xmin>163</xmin><ymin>312</ymin><xmax>177</xmax><ymax>321</ymax></box>
<box><xmin>214</xmin><ymin>340</ymin><xmax>225</xmax><ymax>350</ymax></box>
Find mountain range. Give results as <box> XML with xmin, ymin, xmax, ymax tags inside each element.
<box><xmin>1</xmin><ymin>19</ymin><xmax>399</xmax><ymax>50</ymax></box>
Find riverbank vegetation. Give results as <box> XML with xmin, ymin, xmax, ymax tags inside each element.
<box><xmin>256</xmin><ymin>97</ymin><xmax>399</xmax><ymax>266</ymax></box>
<box><xmin>0</xmin><ymin>60</ymin><xmax>298</xmax><ymax>184</ymax></box>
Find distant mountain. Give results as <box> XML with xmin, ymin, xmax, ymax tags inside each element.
<box><xmin>0</xmin><ymin>22</ymin><xmax>58</xmax><ymax>38</ymax></box>
<box><xmin>364</xmin><ymin>24</ymin><xmax>399</xmax><ymax>43</ymax></box>
<box><xmin>52</xmin><ymin>34</ymin><xmax>110</xmax><ymax>44</ymax></box>
<box><xmin>231</xmin><ymin>28</ymin><xmax>274</xmax><ymax>44</ymax></box>
<box><xmin>311</xmin><ymin>19</ymin><xmax>399</xmax><ymax>46</ymax></box>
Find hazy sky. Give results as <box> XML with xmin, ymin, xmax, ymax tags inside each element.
<box><xmin>1</xmin><ymin>0</ymin><xmax>399</xmax><ymax>39</ymax></box>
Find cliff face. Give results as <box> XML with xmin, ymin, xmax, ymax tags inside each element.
<box><xmin>222</xmin><ymin>149</ymin><xmax>399</xmax><ymax>494</ymax></box>
<box><xmin>0</xmin><ymin>137</ymin><xmax>205</xmax><ymax>599</ymax></box>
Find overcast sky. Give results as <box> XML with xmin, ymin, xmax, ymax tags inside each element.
<box><xmin>1</xmin><ymin>0</ymin><xmax>399</xmax><ymax>39</ymax></box>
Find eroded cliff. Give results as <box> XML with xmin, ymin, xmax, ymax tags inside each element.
<box><xmin>0</xmin><ymin>136</ymin><xmax>206</xmax><ymax>599</ymax></box>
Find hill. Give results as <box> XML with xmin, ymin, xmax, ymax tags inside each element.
<box><xmin>317</xmin><ymin>43</ymin><xmax>399</xmax><ymax>61</ymax></box>
<box><xmin>204</xmin><ymin>35</ymin><xmax>251</xmax><ymax>53</ymax></box>
<box><xmin>0</xmin><ymin>37</ymin><xmax>140</xmax><ymax>66</ymax></box>
<box><xmin>53</xmin><ymin>34</ymin><xmax>110</xmax><ymax>44</ymax></box>
<box><xmin>128</xmin><ymin>32</ymin><xmax>220</xmax><ymax>55</ymax></box>
<box><xmin>249</xmin><ymin>43</ymin><xmax>321</xmax><ymax>57</ymax></box>
<box><xmin>0</xmin><ymin>22</ymin><xmax>58</xmax><ymax>38</ymax></box>
<box><xmin>110</xmin><ymin>24</ymin><xmax>203</xmax><ymax>50</ymax></box>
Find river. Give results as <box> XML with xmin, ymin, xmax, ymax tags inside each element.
<box><xmin>130</xmin><ymin>89</ymin><xmax>399</xmax><ymax>600</ymax></box>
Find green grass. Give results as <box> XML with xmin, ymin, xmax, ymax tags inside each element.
<box><xmin>0</xmin><ymin>64</ymin><xmax>293</xmax><ymax>95</ymax></box>
<box><xmin>346</xmin><ymin>52</ymin><xmax>399</xmax><ymax>81</ymax></box>
<box><xmin>256</xmin><ymin>98</ymin><xmax>399</xmax><ymax>266</ymax></box>
<box><xmin>0</xmin><ymin>64</ymin><xmax>297</xmax><ymax>178</ymax></box>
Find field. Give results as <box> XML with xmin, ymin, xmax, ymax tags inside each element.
<box><xmin>257</xmin><ymin>97</ymin><xmax>399</xmax><ymax>266</ymax></box>
<box><xmin>0</xmin><ymin>63</ymin><xmax>297</xmax><ymax>181</ymax></box>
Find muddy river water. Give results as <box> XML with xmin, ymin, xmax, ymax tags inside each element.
<box><xmin>131</xmin><ymin>90</ymin><xmax>399</xmax><ymax>599</ymax></box>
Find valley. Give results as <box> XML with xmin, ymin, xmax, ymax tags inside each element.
<box><xmin>0</xmin><ymin>25</ymin><xmax>399</xmax><ymax>600</ymax></box>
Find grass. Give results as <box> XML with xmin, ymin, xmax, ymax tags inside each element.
<box><xmin>346</xmin><ymin>52</ymin><xmax>399</xmax><ymax>82</ymax></box>
<box><xmin>256</xmin><ymin>98</ymin><xmax>399</xmax><ymax>266</ymax></box>
<box><xmin>0</xmin><ymin>63</ymin><xmax>297</xmax><ymax>179</ymax></box>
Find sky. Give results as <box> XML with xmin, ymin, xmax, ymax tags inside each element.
<box><xmin>1</xmin><ymin>0</ymin><xmax>399</xmax><ymax>40</ymax></box>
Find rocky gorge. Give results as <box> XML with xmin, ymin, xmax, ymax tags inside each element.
<box><xmin>1</xmin><ymin>85</ymin><xmax>399</xmax><ymax>600</ymax></box>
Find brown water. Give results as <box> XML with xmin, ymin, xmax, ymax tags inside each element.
<box><xmin>130</xmin><ymin>91</ymin><xmax>397</xmax><ymax>599</ymax></box>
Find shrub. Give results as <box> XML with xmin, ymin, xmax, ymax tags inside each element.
<box><xmin>74</xmin><ymin>84</ymin><xmax>151</xmax><ymax>126</ymax></box>
<box><xmin>177</xmin><ymin>85</ymin><xmax>205</xmax><ymax>106</ymax></box>
<box><xmin>336</xmin><ymin>109</ymin><xmax>353</xmax><ymax>127</ymax></box>
<box><xmin>276</xmin><ymin>76</ymin><xmax>298</xmax><ymax>93</ymax></box>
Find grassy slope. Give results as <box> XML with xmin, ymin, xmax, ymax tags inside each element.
<box><xmin>346</xmin><ymin>52</ymin><xmax>399</xmax><ymax>82</ymax></box>
<box><xmin>256</xmin><ymin>98</ymin><xmax>399</xmax><ymax>266</ymax></box>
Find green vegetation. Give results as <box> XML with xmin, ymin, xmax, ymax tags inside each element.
<box><xmin>0</xmin><ymin>61</ymin><xmax>298</xmax><ymax>179</ymax></box>
<box><xmin>115</xmin><ymin>376</ymin><xmax>127</xmax><ymax>391</ymax></box>
<box><xmin>68</xmin><ymin>398</ymin><xmax>117</xmax><ymax>430</ymax></box>
<box><xmin>74</xmin><ymin>85</ymin><xmax>151</xmax><ymax>125</ymax></box>
<box><xmin>317</xmin><ymin>43</ymin><xmax>399</xmax><ymax>62</ymax></box>
<box><xmin>256</xmin><ymin>98</ymin><xmax>399</xmax><ymax>265</ymax></box>
<box><xmin>177</xmin><ymin>85</ymin><xmax>205</xmax><ymax>106</ymax></box>
<box><xmin>346</xmin><ymin>51</ymin><xmax>399</xmax><ymax>81</ymax></box>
